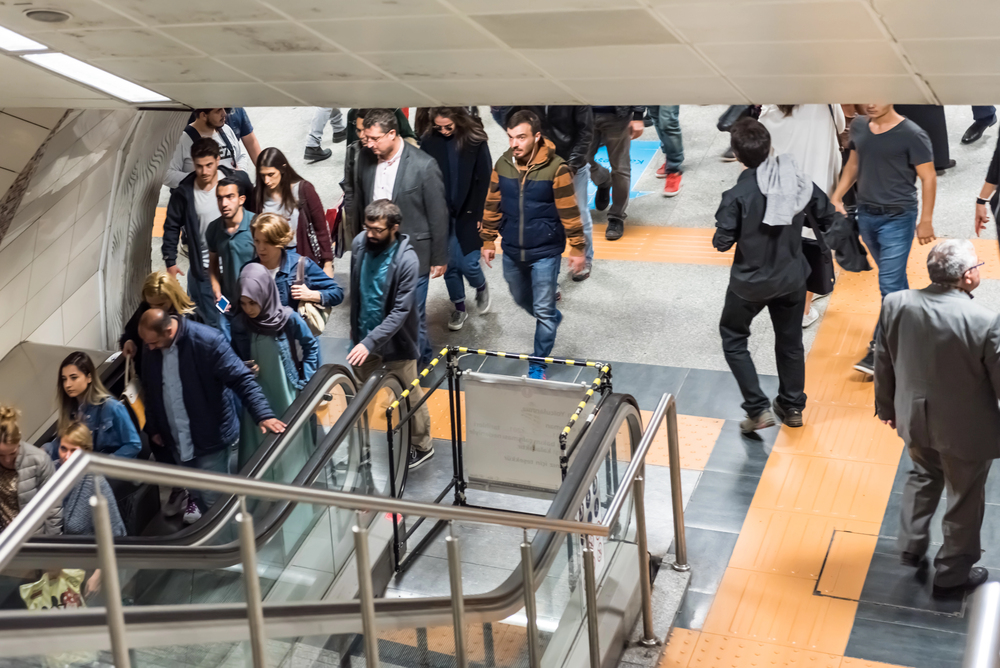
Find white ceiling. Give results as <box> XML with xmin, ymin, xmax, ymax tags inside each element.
<box><xmin>0</xmin><ymin>0</ymin><xmax>997</xmax><ymax>108</ymax></box>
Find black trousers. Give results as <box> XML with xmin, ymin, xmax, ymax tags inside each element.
<box><xmin>720</xmin><ymin>285</ymin><xmax>807</xmax><ymax>416</ymax></box>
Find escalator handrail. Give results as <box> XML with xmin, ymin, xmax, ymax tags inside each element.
<box><xmin>9</xmin><ymin>366</ymin><xmax>400</xmax><ymax>566</ymax></box>
<box><xmin>0</xmin><ymin>393</ymin><xmax>644</xmax><ymax>644</ymax></box>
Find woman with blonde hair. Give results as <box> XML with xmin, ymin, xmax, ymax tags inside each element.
<box><xmin>119</xmin><ymin>271</ymin><xmax>197</xmax><ymax>360</ymax></box>
<box><xmin>0</xmin><ymin>406</ymin><xmax>61</xmax><ymax>535</ymax></box>
<box><xmin>250</xmin><ymin>213</ymin><xmax>343</xmax><ymax>312</ymax></box>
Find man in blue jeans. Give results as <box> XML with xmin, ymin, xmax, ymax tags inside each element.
<box><xmin>648</xmin><ymin>105</ymin><xmax>684</xmax><ymax>197</ymax></box>
<box><xmin>831</xmin><ymin>103</ymin><xmax>937</xmax><ymax>375</ymax></box>
<box><xmin>480</xmin><ymin>110</ymin><xmax>587</xmax><ymax>379</ymax></box>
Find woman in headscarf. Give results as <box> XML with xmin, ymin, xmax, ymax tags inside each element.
<box><xmin>232</xmin><ymin>263</ymin><xmax>320</xmax><ymax>467</ymax></box>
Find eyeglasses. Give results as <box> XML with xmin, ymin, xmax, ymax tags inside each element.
<box><xmin>363</xmin><ymin>224</ymin><xmax>390</xmax><ymax>234</ymax></box>
<box><xmin>434</xmin><ymin>123</ymin><xmax>455</xmax><ymax>133</ymax></box>
<box><xmin>966</xmin><ymin>262</ymin><xmax>986</xmax><ymax>273</ymax></box>
<box><xmin>362</xmin><ymin>132</ymin><xmax>390</xmax><ymax>146</ymax></box>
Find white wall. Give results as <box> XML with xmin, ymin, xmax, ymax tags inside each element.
<box><xmin>0</xmin><ymin>108</ymin><xmax>65</xmax><ymax>197</ymax></box>
<box><xmin>0</xmin><ymin>109</ymin><xmax>137</xmax><ymax>361</ymax></box>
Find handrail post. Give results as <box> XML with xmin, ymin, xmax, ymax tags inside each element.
<box><xmin>237</xmin><ymin>496</ymin><xmax>267</xmax><ymax>668</ymax></box>
<box><xmin>582</xmin><ymin>545</ymin><xmax>600</xmax><ymax>668</ymax></box>
<box><xmin>446</xmin><ymin>522</ymin><xmax>468</xmax><ymax>668</ymax></box>
<box><xmin>963</xmin><ymin>581</ymin><xmax>1000</xmax><ymax>668</ymax></box>
<box><xmin>354</xmin><ymin>511</ymin><xmax>381</xmax><ymax>668</ymax></box>
<box><xmin>90</xmin><ymin>475</ymin><xmax>130</xmax><ymax>668</ymax></box>
<box><xmin>665</xmin><ymin>400</ymin><xmax>689</xmax><ymax>572</ymax></box>
<box><xmin>521</xmin><ymin>529</ymin><xmax>541</xmax><ymax>668</ymax></box>
<box><xmin>633</xmin><ymin>472</ymin><xmax>658</xmax><ymax>646</ymax></box>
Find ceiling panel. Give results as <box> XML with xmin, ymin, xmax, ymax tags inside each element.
<box><xmin>924</xmin><ymin>75</ymin><xmax>1000</xmax><ymax>105</ymax></box>
<box><xmin>32</xmin><ymin>28</ymin><xmax>197</xmax><ymax>58</ymax></box>
<box><xmin>0</xmin><ymin>0</ymin><xmax>139</xmax><ymax>33</ymax></box>
<box><xmin>902</xmin><ymin>39</ymin><xmax>1000</xmax><ymax>76</ymax></box>
<box><xmin>565</xmin><ymin>76</ymin><xmax>743</xmax><ymax>105</ymax></box>
<box><xmin>521</xmin><ymin>44</ymin><xmax>713</xmax><ymax>79</ymax></box>
<box><xmin>875</xmin><ymin>0</ymin><xmax>1000</xmax><ymax>40</ymax></box>
<box><xmin>472</xmin><ymin>9</ymin><xmax>678</xmax><ymax>49</ymax></box>
<box><xmin>413</xmin><ymin>79</ymin><xmax>580</xmax><ymax>105</ymax></box>
<box><xmin>0</xmin><ymin>56</ymin><xmax>109</xmax><ymax>102</ymax></box>
<box><xmin>276</xmin><ymin>81</ymin><xmax>437</xmax><ymax>107</ymax></box>
<box><xmin>662</xmin><ymin>1</ymin><xmax>882</xmax><ymax>43</ymax></box>
<box><xmin>266</xmin><ymin>0</ymin><xmax>447</xmax><ymax>20</ymax></box>
<box><xmin>364</xmin><ymin>49</ymin><xmax>544</xmax><ymax>80</ymax></box>
<box><xmin>150</xmin><ymin>82</ymin><xmax>300</xmax><ymax>107</ymax></box>
<box><xmin>452</xmin><ymin>0</ymin><xmax>640</xmax><ymax>12</ymax></box>
<box><xmin>90</xmin><ymin>56</ymin><xmax>254</xmax><ymax>84</ymax></box>
<box><xmin>100</xmin><ymin>0</ymin><xmax>284</xmax><ymax>25</ymax></box>
<box><xmin>308</xmin><ymin>16</ymin><xmax>486</xmax><ymax>52</ymax></box>
<box><xmin>159</xmin><ymin>22</ymin><xmax>338</xmax><ymax>56</ymax></box>
<box><xmin>702</xmin><ymin>40</ymin><xmax>907</xmax><ymax>77</ymax></box>
<box><xmin>733</xmin><ymin>75</ymin><xmax>927</xmax><ymax>104</ymax></box>
<box><xmin>219</xmin><ymin>53</ymin><xmax>387</xmax><ymax>82</ymax></box>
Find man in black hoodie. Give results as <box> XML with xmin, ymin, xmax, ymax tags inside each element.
<box><xmin>162</xmin><ymin>137</ymin><xmax>253</xmax><ymax>334</ymax></box>
<box><xmin>347</xmin><ymin>200</ymin><xmax>433</xmax><ymax>470</ymax></box>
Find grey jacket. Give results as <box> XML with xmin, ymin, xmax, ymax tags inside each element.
<box><xmin>15</xmin><ymin>442</ymin><xmax>63</xmax><ymax>535</ymax></box>
<box><xmin>356</xmin><ymin>141</ymin><xmax>449</xmax><ymax>275</ymax></box>
<box><xmin>875</xmin><ymin>284</ymin><xmax>1000</xmax><ymax>461</ymax></box>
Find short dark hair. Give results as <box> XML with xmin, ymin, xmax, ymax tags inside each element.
<box><xmin>729</xmin><ymin>117</ymin><xmax>770</xmax><ymax>169</ymax></box>
<box><xmin>363</xmin><ymin>109</ymin><xmax>398</xmax><ymax>135</ymax></box>
<box><xmin>190</xmin><ymin>137</ymin><xmax>220</xmax><ymax>160</ymax></box>
<box><xmin>216</xmin><ymin>177</ymin><xmax>242</xmax><ymax>195</ymax></box>
<box><xmin>365</xmin><ymin>199</ymin><xmax>402</xmax><ymax>228</ymax></box>
<box><xmin>506</xmin><ymin>109</ymin><xmax>541</xmax><ymax>136</ymax></box>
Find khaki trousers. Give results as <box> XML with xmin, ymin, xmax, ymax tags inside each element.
<box><xmin>353</xmin><ymin>356</ymin><xmax>432</xmax><ymax>452</ymax></box>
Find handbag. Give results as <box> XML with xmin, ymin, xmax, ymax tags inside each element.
<box><xmin>802</xmin><ymin>237</ymin><xmax>835</xmax><ymax>295</ymax></box>
<box><xmin>296</xmin><ymin>256</ymin><xmax>331</xmax><ymax>336</ymax></box>
<box><xmin>120</xmin><ymin>356</ymin><xmax>145</xmax><ymax>431</ymax></box>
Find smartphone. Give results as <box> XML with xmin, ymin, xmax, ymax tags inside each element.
<box><xmin>216</xmin><ymin>295</ymin><xmax>230</xmax><ymax>313</ymax></box>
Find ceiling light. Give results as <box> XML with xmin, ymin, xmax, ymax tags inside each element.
<box><xmin>23</xmin><ymin>53</ymin><xmax>170</xmax><ymax>103</ymax></box>
<box><xmin>24</xmin><ymin>9</ymin><xmax>72</xmax><ymax>23</ymax></box>
<box><xmin>0</xmin><ymin>25</ymin><xmax>46</xmax><ymax>51</ymax></box>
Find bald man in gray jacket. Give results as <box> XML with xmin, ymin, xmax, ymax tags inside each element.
<box><xmin>875</xmin><ymin>239</ymin><xmax>1000</xmax><ymax>598</ymax></box>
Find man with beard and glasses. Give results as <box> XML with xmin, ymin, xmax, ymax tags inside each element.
<box><xmin>347</xmin><ymin>200</ymin><xmax>433</xmax><ymax>470</ymax></box>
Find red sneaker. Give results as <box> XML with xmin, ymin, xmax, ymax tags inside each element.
<box><xmin>655</xmin><ymin>163</ymin><xmax>667</xmax><ymax>178</ymax></box>
<box><xmin>663</xmin><ymin>172</ymin><xmax>682</xmax><ymax>197</ymax></box>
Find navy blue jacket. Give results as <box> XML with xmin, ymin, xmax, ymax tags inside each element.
<box><xmin>141</xmin><ymin>318</ymin><xmax>275</xmax><ymax>457</ymax></box>
<box><xmin>252</xmin><ymin>249</ymin><xmax>344</xmax><ymax>311</ymax></box>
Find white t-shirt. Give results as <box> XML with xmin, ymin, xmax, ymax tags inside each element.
<box><xmin>267</xmin><ymin>266</ymin><xmax>279</xmax><ymax>281</ymax></box>
<box><xmin>193</xmin><ymin>184</ymin><xmax>221</xmax><ymax>268</ymax></box>
<box><xmin>758</xmin><ymin>104</ymin><xmax>845</xmax><ymax>195</ymax></box>
<box><xmin>262</xmin><ymin>182</ymin><xmax>301</xmax><ymax>248</ymax></box>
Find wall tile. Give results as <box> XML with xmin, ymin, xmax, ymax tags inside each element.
<box><xmin>0</xmin><ymin>226</ymin><xmax>37</xmax><ymax>291</ymax></box>
<box><xmin>0</xmin><ymin>168</ymin><xmax>16</xmax><ymax>199</ymax></box>
<box><xmin>76</xmin><ymin>157</ymin><xmax>115</xmax><ymax>220</ymax></box>
<box><xmin>0</xmin><ymin>307</ymin><xmax>25</xmax><ymax>363</ymax></box>
<box><xmin>68</xmin><ymin>314</ymin><xmax>102</xmax><ymax>351</ymax></box>
<box><xmin>64</xmin><ymin>233</ymin><xmax>103</xmax><ymax>302</ymax></box>
<box><xmin>33</xmin><ymin>184</ymin><xmax>80</xmax><ymax>257</ymax></box>
<box><xmin>29</xmin><ymin>233</ymin><xmax>73</xmax><ymax>297</ymax></box>
<box><xmin>22</xmin><ymin>268</ymin><xmax>66</xmax><ymax>337</ymax></box>
<box><xmin>62</xmin><ymin>273</ymin><xmax>100</xmax><ymax>342</ymax></box>
<box><xmin>26</xmin><ymin>306</ymin><xmax>64</xmax><ymax>346</ymax></box>
<box><xmin>71</xmin><ymin>193</ymin><xmax>111</xmax><ymax>256</ymax></box>
<box><xmin>0</xmin><ymin>267</ymin><xmax>31</xmax><ymax>329</ymax></box>
<box><xmin>0</xmin><ymin>113</ymin><xmax>51</xmax><ymax>174</ymax></box>
<box><xmin>1</xmin><ymin>108</ymin><xmax>67</xmax><ymax>130</ymax></box>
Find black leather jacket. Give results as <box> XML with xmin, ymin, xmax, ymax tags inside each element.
<box><xmin>502</xmin><ymin>106</ymin><xmax>595</xmax><ymax>173</ymax></box>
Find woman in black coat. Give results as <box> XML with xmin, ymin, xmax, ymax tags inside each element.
<box><xmin>419</xmin><ymin>107</ymin><xmax>493</xmax><ymax>332</ymax></box>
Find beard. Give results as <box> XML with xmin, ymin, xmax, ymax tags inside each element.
<box><xmin>366</xmin><ymin>236</ymin><xmax>393</xmax><ymax>253</ymax></box>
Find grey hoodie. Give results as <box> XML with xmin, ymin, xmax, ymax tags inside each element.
<box><xmin>756</xmin><ymin>154</ymin><xmax>813</xmax><ymax>227</ymax></box>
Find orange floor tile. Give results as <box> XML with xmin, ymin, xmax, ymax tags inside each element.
<box><xmin>840</xmin><ymin>659</ymin><xmax>913</xmax><ymax>668</ymax></box>
<box><xmin>585</xmin><ymin>225</ymin><xmax>735</xmax><ymax>265</ymax></box>
<box><xmin>660</xmin><ymin>628</ymin><xmax>701</xmax><ymax>668</ymax></box>
<box><xmin>770</xmin><ymin>405</ymin><xmax>903</xmax><ymax>465</ymax></box>
<box><xmin>152</xmin><ymin>206</ymin><xmax>166</xmax><ymax>238</ymax></box>
<box><xmin>687</xmin><ymin>632</ymin><xmax>843</xmax><ymax>668</ymax></box>
<box><xmin>815</xmin><ymin>530</ymin><xmax>879</xmax><ymax>600</ymax></box>
<box><xmin>377</xmin><ymin>624</ymin><xmax>525</xmax><ymax>665</ymax></box>
<box><xmin>729</xmin><ymin>508</ymin><xmax>881</xmax><ymax>581</ymax></box>
<box><xmin>617</xmin><ymin>412</ymin><xmax>724</xmax><ymax>470</ymax></box>
<box><xmin>702</xmin><ymin>569</ymin><xmax>857</xmax><ymax>655</ymax></box>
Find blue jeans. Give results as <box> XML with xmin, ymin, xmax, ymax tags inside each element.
<box><xmin>187</xmin><ymin>265</ymin><xmax>221</xmax><ymax>330</ymax></box>
<box><xmin>183</xmin><ymin>443</ymin><xmax>233</xmax><ymax>511</ymax></box>
<box><xmin>973</xmin><ymin>106</ymin><xmax>996</xmax><ymax>124</ymax></box>
<box><xmin>648</xmin><ymin>105</ymin><xmax>684</xmax><ymax>173</ymax></box>
<box><xmin>502</xmin><ymin>253</ymin><xmax>562</xmax><ymax>375</ymax></box>
<box><xmin>572</xmin><ymin>166</ymin><xmax>595</xmax><ymax>267</ymax></box>
<box><xmin>857</xmin><ymin>205</ymin><xmax>917</xmax><ymax>341</ymax></box>
<box><xmin>416</xmin><ymin>273</ymin><xmax>433</xmax><ymax>367</ymax></box>
<box><xmin>444</xmin><ymin>231</ymin><xmax>486</xmax><ymax>304</ymax></box>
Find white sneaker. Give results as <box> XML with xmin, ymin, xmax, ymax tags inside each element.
<box><xmin>812</xmin><ymin>292</ymin><xmax>831</xmax><ymax>304</ymax></box>
<box><xmin>802</xmin><ymin>308</ymin><xmax>820</xmax><ymax>328</ymax></box>
<box><xmin>448</xmin><ymin>310</ymin><xmax>468</xmax><ymax>331</ymax></box>
<box><xmin>164</xmin><ymin>488</ymin><xmax>188</xmax><ymax>516</ymax></box>
<box><xmin>182</xmin><ymin>498</ymin><xmax>202</xmax><ymax>524</ymax></box>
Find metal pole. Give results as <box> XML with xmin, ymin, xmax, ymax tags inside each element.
<box><xmin>354</xmin><ymin>512</ymin><xmax>381</xmax><ymax>668</ymax></box>
<box><xmin>445</xmin><ymin>523</ymin><xmax>468</xmax><ymax>668</ymax></box>
<box><xmin>665</xmin><ymin>402</ymin><xmax>689</xmax><ymax>571</ymax></box>
<box><xmin>90</xmin><ymin>476</ymin><xmax>130</xmax><ymax>668</ymax></box>
<box><xmin>521</xmin><ymin>529</ymin><xmax>540</xmax><ymax>668</ymax></box>
<box><xmin>582</xmin><ymin>546</ymin><xmax>600</xmax><ymax>668</ymax></box>
<box><xmin>963</xmin><ymin>581</ymin><xmax>1000</xmax><ymax>668</ymax></box>
<box><xmin>237</xmin><ymin>496</ymin><xmax>267</xmax><ymax>668</ymax></box>
<box><xmin>633</xmin><ymin>473</ymin><xmax>658</xmax><ymax>647</ymax></box>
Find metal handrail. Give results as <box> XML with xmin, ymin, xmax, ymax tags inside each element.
<box><xmin>963</xmin><ymin>581</ymin><xmax>1000</xmax><ymax>668</ymax></box>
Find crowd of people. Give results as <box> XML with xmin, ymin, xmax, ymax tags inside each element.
<box><xmin>3</xmin><ymin>101</ymin><xmax>1000</xmax><ymax>602</ymax></box>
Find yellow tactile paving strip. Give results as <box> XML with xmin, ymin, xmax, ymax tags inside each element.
<box><xmin>378</xmin><ymin>623</ymin><xmax>526</xmax><ymax>665</ymax></box>
<box><xmin>816</xmin><ymin>531</ymin><xmax>880</xmax><ymax>600</ymax></box>
<box><xmin>585</xmin><ymin>225</ymin><xmax>735</xmax><ymax>265</ymax></box>
<box><xmin>618</xmin><ymin>412</ymin><xmax>724</xmax><ymax>470</ymax></box>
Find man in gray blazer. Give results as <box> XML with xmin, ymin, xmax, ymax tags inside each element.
<box><xmin>357</xmin><ymin>109</ymin><xmax>449</xmax><ymax>367</ymax></box>
<box><xmin>875</xmin><ymin>239</ymin><xmax>1000</xmax><ymax>598</ymax></box>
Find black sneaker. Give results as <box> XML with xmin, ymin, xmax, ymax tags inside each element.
<box><xmin>408</xmin><ymin>447</ymin><xmax>435</xmax><ymax>470</ymax></box>
<box><xmin>773</xmin><ymin>401</ymin><xmax>804</xmax><ymax>428</ymax></box>
<box><xmin>332</xmin><ymin>129</ymin><xmax>347</xmax><ymax>144</ymax></box>
<box><xmin>853</xmin><ymin>347</ymin><xmax>875</xmax><ymax>376</ymax></box>
<box><xmin>933</xmin><ymin>567</ymin><xmax>988</xmax><ymax>599</ymax></box>
<box><xmin>571</xmin><ymin>265</ymin><xmax>591</xmax><ymax>282</ymax></box>
<box><xmin>304</xmin><ymin>146</ymin><xmax>332</xmax><ymax>163</ymax></box>
<box><xmin>739</xmin><ymin>409</ymin><xmax>776</xmax><ymax>434</ymax></box>
<box><xmin>721</xmin><ymin>147</ymin><xmax>738</xmax><ymax>162</ymax></box>
<box><xmin>606</xmin><ymin>218</ymin><xmax>624</xmax><ymax>241</ymax></box>
<box><xmin>595</xmin><ymin>184</ymin><xmax>611</xmax><ymax>212</ymax></box>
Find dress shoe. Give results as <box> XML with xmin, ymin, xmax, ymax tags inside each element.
<box><xmin>304</xmin><ymin>146</ymin><xmax>332</xmax><ymax>163</ymax></box>
<box><xmin>332</xmin><ymin>129</ymin><xmax>347</xmax><ymax>144</ymax></box>
<box><xmin>962</xmin><ymin>118</ymin><xmax>996</xmax><ymax>145</ymax></box>
<box><xmin>936</xmin><ymin>159</ymin><xmax>957</xmax><ymax>176</ymax></box>
<box><xmin>933</xmin><ymin>567</ymin><xmax>989</xmax><ymax>599</ymax></box>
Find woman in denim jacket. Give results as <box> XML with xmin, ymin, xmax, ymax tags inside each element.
<box><xmin>232</xmin><ymin>263</ymin><xmax>320</xmax><ymax>468</ymax></box>
<box><xmin>55</xmin><ymin>351</ymin><xmax>141</xmax><ymax>459</ymax></box>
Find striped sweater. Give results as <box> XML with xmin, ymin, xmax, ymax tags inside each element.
<box><xmin>480</xmin><ymin>139</ymin><xmax>585</xmax><ymax>263</ymax></box>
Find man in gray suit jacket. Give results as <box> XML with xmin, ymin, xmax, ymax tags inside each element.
<box><xmin>357</xmin><ymin>109</ymin><xmax>449</xmax><ymax>367</ymax></box>
<box><xmin>875</xmin><ymin>239</ymin><xmax>1000</xmax><ymax>598</ymax></box>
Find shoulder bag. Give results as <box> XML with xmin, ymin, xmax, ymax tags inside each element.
<box><xmin>120</xmin><ymin>355</ymin><xmax>146</xmax><ymax>431</ymax></box>
<box><xmin>296</xmin><ymin>256</ymin><xmax>331</xmax><ymax>336</ymax></box>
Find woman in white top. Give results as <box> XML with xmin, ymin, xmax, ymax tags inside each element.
<box><xmin>253</xmin><ymin>148</ymin><xmax>334</xmax><ymax>277</ymax></box>
<box><xmin>759</xmin><ymin>104</ymin><xmax>845</xmax><ymax>327</ymax></box>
